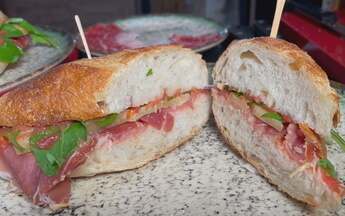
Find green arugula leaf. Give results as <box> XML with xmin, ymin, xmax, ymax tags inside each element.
<box><xmin>7</xmin><ymin>18</ymin><xmax>58</xmax><ymax>47</ymax></box>
<box><xmin>4</xmin><ymin>130</ymin><xmax>20</xmax><ymax>147</ymax></box>
<box><xmin>146</xmin><ymin>68</ymin><xmax>153</xmax><ymax>77</ymax></box>
<box><xmin>94</xmin><ymin>113</ymin><xmax>118</xmax><ymax>128</ymax></box>
<box><xmin>261</xmin><ymin>112</ymin><xmax>283</xmax><ymax>123</ymax></box>
<box><xmin>317</xmin><ymin>159</ymin><xmax>337</xmax><ymax>178</ymax></box>
<box><xmin>31</xmin><ymin>122</ymin><xmax>87</xmax><ymax>176</ymax></box>
<box><xmin>31</xmin><ymin>148</ymin><xmax>59</xmax><ymax>176</ymax></box>
<box><xmin>0</xmin><ymin>38</ymin><xmax>23</xmax><ymax>63</ymax></box>
<box><xmin>31</xmin><ymin>34</ymin><xmax>58</xmax><ymax>47</ymax></box>
<box><xmin>330</xmin><ymin>129</ymin><xmax>345</xmax><ymax>152</ymax></box>
<box><xmin>7</xmin><ymin>18</ymin><xmax>41</xmax><ymax>35</ymax></box>
<box><xmin>0</xmin><ymin>23</ymin><xmax>26</xmax><ymax>38</ymax></box>
<box><xmin>4</xmin><ymin>130</ymin><xmax>29</xmax><ymax>154</ymax></box>
<box><xmin>29</xmin><ymin>126</ymin><xmax>60</xmax><ymax>147</ymax></box>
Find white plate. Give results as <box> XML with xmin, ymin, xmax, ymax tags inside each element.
<box><xmin>76</xmin><ymin>14</ymin><xmax>228</xmax><ymax>56</ymax></box>
<box><xmin>0</xmin><ymin>28</ymin><xmax>74</xmax><ymax>94</ymax></box>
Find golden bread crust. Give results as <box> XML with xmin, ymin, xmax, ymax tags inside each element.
<box><xmin>0</xmin><ymin>45</ymin><xmax>187</xmax><ymax>126</ymax></box>
<box><xmin>0</xmin><ymin>63</ymin><xmax>112</xmax><ymax>126</ymax></box>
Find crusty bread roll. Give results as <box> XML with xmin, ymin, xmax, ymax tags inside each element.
<box><xmin>213</xmin><ymin>37</ymin><xmax>339</xmax><ymax>137</ymax></box>
<box><xmin>212</xmin><ymin>91</ymin><xmax>341</xmax><ymax>209</ymax></box>
<box><xmin>212</xmin><ymin>37</ymin><xmax>343</xmax><ymax>209</ymax></box>
<box><xmin>0</xmin><ymin>45</ymin><xmax>207</xmax><ymax>127</ymax></box>
<box><xmin>72</xmin><ymin>92</ymin><xmax>210</xmax><ymax>177</ymax></box>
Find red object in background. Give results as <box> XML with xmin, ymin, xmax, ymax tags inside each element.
<box><xmin>63</xmin><ymin>48</ymin><xmax>79</xmax><ymax>63</ymax></box>
<box><xmin>169</xmin><ymin>33</ymin><xmax>222</xmax><ymax>49</ymax></box>
<box><xmin>83</xmin><ymin>23</ymin><xmax>143</xmax><ymax>53</ymax></box>
<box><xmin>337</xmin><ymin>9</ymin><xmax>345</xmax><ymax>25</ymax></box>
<box><xmin>281</xmin><ymin>11</ymin><xmax>345</xmax><ymax>83</ymax></box>
<box><xmin>85</xmin><ymin>23</ymin><xmax>127</xmax><ymax>52</ymax></box>
<box><xmin>12</xmin><ymin>36</ymin><xmax>31</xmax><ymax>49</ymax></box>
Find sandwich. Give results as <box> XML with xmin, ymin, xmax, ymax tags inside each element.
<box><xmin>212</xmin><ymin>37</ymin><xmax>344</xmax><ymax>208</ymax></box>
<box><xmin>0</xmin><ymin>45</ymin><xmax>211</xmax><ymax>209</ymax></box>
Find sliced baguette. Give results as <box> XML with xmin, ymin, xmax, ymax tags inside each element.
<box><xmin>212</xmin><ymin>91</ymin><xmax>342</xmax><ymax>209</ymax></box>
<box><xmin>0</xmin><ymin>45</ymin><xmax>208</xmax><ymax>127</ymax></box>
<box><xmin>213</xmin><ymin>37</ymin><xmax>339</xmax><ymax>137</ymax></box>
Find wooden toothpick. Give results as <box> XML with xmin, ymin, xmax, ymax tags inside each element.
<box><xmin>270</xmin><ymin>0</ymin><xmax>286</xmax><ymax>38</ymax></box>
<box><xmin>74</xmin><ymin>15</ymin><xmax>92</xmax><ymax>59</ymax></box>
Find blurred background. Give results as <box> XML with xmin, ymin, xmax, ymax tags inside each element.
<box><xmin>1</xmin><ymin>0</ymin><xmax>345</xmax><ymax>82</ymax></box>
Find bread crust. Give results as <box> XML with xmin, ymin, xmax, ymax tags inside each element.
<box><xmin>0</xmin><ymin>45</ymin><xmax>194</xmax><ymax>127</ymax></box>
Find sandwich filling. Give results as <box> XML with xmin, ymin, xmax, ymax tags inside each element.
<box><xmin>0</xmin><ymin>88</ymin><xmax>208</xmax><ymax>208</ymax></box>
<box><xmin>213</xmin><ymin>86</ymin><xmax>344</xmax><ymax>197</ymax></box>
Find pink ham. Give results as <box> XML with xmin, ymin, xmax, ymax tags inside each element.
<box><xmin>0</xmin><ymin>143</ymin><xmax>69</xmax><ymax>207</ymax></box>
<box><xmin>169</xmin><ymin>33</ymin><xmax>222</xmax><ymax>49</ymax></box>
<box><xmin>12</xmin><ymin>35</ymin><xmax>31</xmax><ymax>49</ymax></box>
<box><xmin>99</xmin><ymin>121</ymin><xmax>146</xmax><ymax>144</ymax></box>
<box><xmin>0</xmin><ymin>156</ymin><xmax>10</xmax><ymax>179</ymax></box>
<box><xmin>140</xmin><ymin>108</ymin><xmax>174</xmax><ymax>132</ymax></box>
<box><xmin>84</xmin><ymin>23</ymin><xmax>143</xmax><ymax>53</ymax></box>
<box><xmin>283</xmin><ymin>123</ymin><xmax>307</xmax><ymax>163</ymax></box>
<box><xmin>0</xmin><ymin>136</ymin><xmax>96</xmax><ymax>207</ymax></box>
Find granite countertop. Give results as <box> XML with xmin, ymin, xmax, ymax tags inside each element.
<box><xmin>0</xmin><ymin>117</ymin><xmax>344</xmax><ymax>215</ymax></box>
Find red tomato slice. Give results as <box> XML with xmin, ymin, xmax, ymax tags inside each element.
<box><xmin>320</xmin><ymin>168</ymin><xmax>345</xmax><ymax>195</ymax></box>
<box><xmin>0</xmin><ymin>136</ymin><xmax>9</xmax><ymax>150</ymax></box>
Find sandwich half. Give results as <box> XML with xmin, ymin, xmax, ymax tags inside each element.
<box><xmin>212</xmin><ymin>37</ymin><xmax>344</xmax><ymax>209</ymax></box>
<box><xmin>0</xmin><ymin>45</ymin><xmax>211</xmax><ymax>209</ymax></box>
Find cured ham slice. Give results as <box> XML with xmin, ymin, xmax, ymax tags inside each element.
<box><xmin>283</xmin><ymin>123</ymin><xmax>308</xmax><ymax>163</ymax></box>
<box><xmin>169</xmin><ymin>33</ymin><xmax>222</xmax><ymax>49</ymax></box>
<box><xmin>140</xmin><ymin>108</ymin><xmax>174</xmax><ymax>132</ymax></box>
<box><xmin>12</xmin><ymin>35</ymin><xmax>31</xmax><ymax>49</ymax></box>
<box><xmin>0</xmin><ymin>142</ymin><xmax>70</xmax><ymax>207</ymax></box>
<box><xmin>84</xmin><ymin>23</ymin><xmax>143</xmax><ymax>53</ymax></box>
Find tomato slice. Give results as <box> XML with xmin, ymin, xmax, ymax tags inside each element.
<box><xmin>126</xmin><ymin>107</ymin><xmax>140</xmax><ymax>120</ymax></box>
<box><xmin>305</xmin><ymin>143</ymin><xmax>315</xmax><ymax>162</ymax></box>
<box><xmin>0</xmin><ymin>136</ymin><xmax>9</xmax><ymax>150</ymax></box>
<box><xmin>320</xmin><ymin>168</ymin><xmax>345</xmax><ymax>195</ymax></box>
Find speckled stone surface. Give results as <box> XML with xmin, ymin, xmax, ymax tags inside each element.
<box><xmin>1</xmin><ymin>87</ymin><xmax>345</xmax><ymax>216</ymax></box>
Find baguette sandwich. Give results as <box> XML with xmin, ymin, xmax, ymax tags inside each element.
<box><xmin>0</xmin><ymin>45</ymin><xmax>211</xmax><ymax>209</ymax></box>
<box><xmin>212</xmin><ymin>37</ymin><xmax>344</xmax><ymax>209</ymax></box>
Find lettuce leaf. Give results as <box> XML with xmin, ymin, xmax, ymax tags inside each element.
<box><xmin>31</xmin><ymin>122</ymin><xmax>87</xmax><ymax>176</ymax></box>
